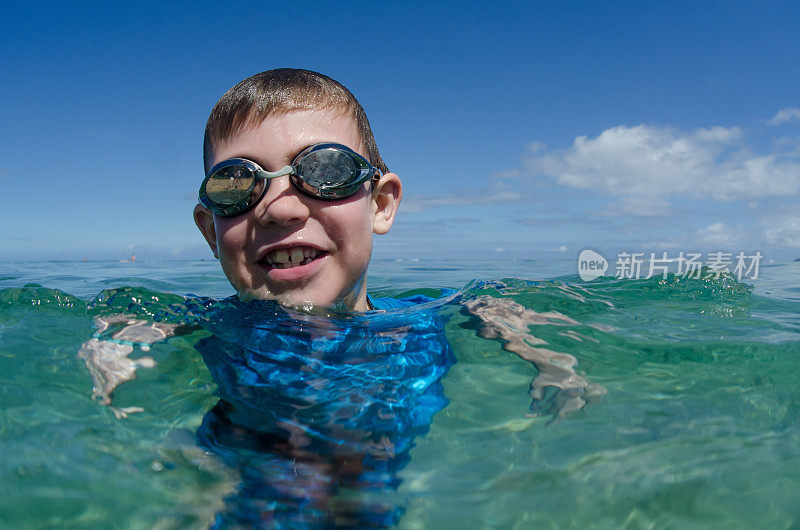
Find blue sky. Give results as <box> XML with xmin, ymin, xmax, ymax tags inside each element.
<box><xmin>2</xmin><ymin>1</ymin><xmax>799</xmax><ymax>263</ymax></box>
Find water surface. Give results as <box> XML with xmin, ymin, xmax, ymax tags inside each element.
<box><xmin>1</xmin><ymin>258</ymin><xmax>799</xmax><ymax>528</ymax></box>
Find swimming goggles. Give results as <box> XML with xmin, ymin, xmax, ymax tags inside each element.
<box><xmin>199</xmin><ymin>143</ymin><xmax>381</xmax><ymax>217</ymax></box>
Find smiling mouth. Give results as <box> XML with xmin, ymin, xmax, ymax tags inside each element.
<box><xmin>261</xmin><ymin>246</ymin><xmax>325</xmax><ymax>269</ymax></box>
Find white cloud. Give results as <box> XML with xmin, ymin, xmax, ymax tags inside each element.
<box><xmin>763</xmin><ymin>215</ymin><xmax>800</xmax><ymax>248</ymax></box>
<box><xmin>697</xmin><ymin>222</ymin><xmax>745</xmax><ymax>247</ymax></box>
<box><xmin>527</xmin><ymin>141</ymin><xmax>548</xmax><ymax>153</ymax></box>
<box><xmin>525</xmin><ymin>123</ymin><xmax>800</xmax><ymax>211</ymax></box>
<box><xmin>768</xmin><ymin>107</ymin><xmax>800</xmax><ymax>126</ymax></box>
<box><xmin>644</xmin><ymin>218</ymin><xmax>800</xmax><ymax>251</ymax></box>
<box><xmin>643</xmin><ymin>223</ymin><xmax>753</xmax><ymax>251</ymax></box>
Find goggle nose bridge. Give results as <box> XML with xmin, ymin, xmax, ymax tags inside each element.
<box><xmin>256</xmin><ymin>166</ymin><xmax>295</xmax><ymax>180</ymax></box>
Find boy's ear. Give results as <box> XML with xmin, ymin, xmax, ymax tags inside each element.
<box><xmin>193</xmin><ymin>204</ymin><xmax>219</xmax><ymax>259</ymax></box>
<box><xmin>372</xmin><ymin>172</ymin><xmax>402</xmax><ymax>235</ymax></box>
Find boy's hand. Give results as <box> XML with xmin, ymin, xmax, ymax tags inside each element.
<box><xmin>77</xmin><ymin>314</ymin><xmax>175</xmax><ymax>419</ymax></box>
<box><xmin>464</xmin><ymin>296</ymin><xmax>606</xmax><ymax>422</ymax></box>
<box><xmin>93</xmin><ymin>314</ymin><xmax>176</xmax><ymax>350</ymax></box>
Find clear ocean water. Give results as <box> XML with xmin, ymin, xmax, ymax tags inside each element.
<box><xmin>1</xmin><ymin>258</ymin><xmax>799</xmax><ymax>528</ymax></box>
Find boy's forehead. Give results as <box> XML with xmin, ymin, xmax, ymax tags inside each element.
<box><xmin>208</xmin><ymin>108</ymin><xmax>365</xmax><ymax>168</ymax></box>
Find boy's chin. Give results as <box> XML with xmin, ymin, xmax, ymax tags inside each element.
<box><xmin>236</xmin><ymin>286</ymin><xmax>368</xmax><ymax>312</ymax></box>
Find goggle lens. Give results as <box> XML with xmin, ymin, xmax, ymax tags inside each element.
<box><xmin>204</xmin><ymin>165</ymin><xmax>256</xmax><ymax>206</ymax></box>
<box><xmin>294</xmin><ymin>149</ymin><xmax>358</xmax><ymax>188</ymax></box>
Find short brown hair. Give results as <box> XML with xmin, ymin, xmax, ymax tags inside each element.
<box><xmin>203</xmin><ymin>68</ymin><xmax>387</xmax><ymax>173</ymax></box>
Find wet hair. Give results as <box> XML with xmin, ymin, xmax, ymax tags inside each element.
<box><xmin>203</xmin><ymin>68</ymin><xmax>387</xmax><ymax>174</ymax></box>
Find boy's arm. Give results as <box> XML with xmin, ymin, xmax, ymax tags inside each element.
<box><xmin>77</xmin><ymin>315</ymin><xmax>177</xmax><ymax>419</ymax></box>
<box><xmin>464</xmin><ymin>296</ymin><xmax>606</xmax><ymax>421</ymax></box>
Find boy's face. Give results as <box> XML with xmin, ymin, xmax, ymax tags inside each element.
<box><xmin>194</xmin><ymin>109</ymin><xmax>401</xmax><ymax>310</ymax></box>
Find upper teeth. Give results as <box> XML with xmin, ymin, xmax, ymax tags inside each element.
<box><xmin>265</xmin><ymin>247</ymin><xmax>320</xmax><ymax>267</ymax></box>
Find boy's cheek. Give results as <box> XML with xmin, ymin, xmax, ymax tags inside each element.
<box><xmin>214</xmin><ymin>224</ymin><xmax>255</xmax><ymax>289</ymax></box>
<box><xmin>328</xmin><ymin>216</ymin><xmax>373</xmax><ymax>263</ymax></box>
<box><xmin>215</xmin><ymin>220</ymin><xmax>248</xmax><ymax>253</ymax></box>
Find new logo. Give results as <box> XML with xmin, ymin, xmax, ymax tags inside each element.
<box><xmin>577</xmin><ymin>249</ymin><xmax>608</xmax><ymax>281</ymax></box>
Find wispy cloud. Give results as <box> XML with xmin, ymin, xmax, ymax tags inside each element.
<box><xmin>603</xmin><ymin>195</ymin><xmax>673</xmax><ymax>217</ymax></box>
<box><xmin>517</xmin><ymin>216</ymin><xmax>613</xmax><ymax>227</ymax></box>
<box><xmin>763</xmin><ymin>214</ymin><xmax>800</xmax><ymax>248</ymax></box>
<box><xmin>768</xmin><ymin>107</ymin><xmax>800</xmax><ymax>126</ymax></box>
<box><xmin>401</xmin><ymin>181</ymin><xmax>523</xmax><ymax>212</ymax></box>
<box><xmin>697</xmin><ymin>222</ymin><xmax>747</xmax><ymax>247</ymax></box>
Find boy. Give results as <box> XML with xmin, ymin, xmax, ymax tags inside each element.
<box><xmin>193</xmin><ymin>68</ymin><xmax>402</xmax><ymax>311</ymax></box>
<box><xmin>78</xmin><ymin>69</ymin><xmax>423</xmax><ymax>415</ymax></box>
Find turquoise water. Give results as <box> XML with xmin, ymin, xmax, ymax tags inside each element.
<box><xmin>1</xmin><ymin>258</ymin><xmax>799</xmax><ymax>528</ymax></box>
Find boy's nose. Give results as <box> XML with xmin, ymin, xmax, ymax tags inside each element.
<box><xmin>254</xmin><ymin>176</ymin><xmax>311</xmax><ymax>226</ymax></box>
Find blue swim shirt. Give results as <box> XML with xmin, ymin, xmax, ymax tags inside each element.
<box><xmin>196</xmin><ymin>292</ymin><xmax>455</xmax><ymax>457</ymax></box>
